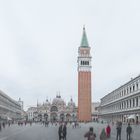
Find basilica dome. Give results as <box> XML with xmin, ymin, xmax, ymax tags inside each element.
<box><xmin>52</xmin><ymin>95</ymin><xmax>65</xmax><ymax>106</ymax></box>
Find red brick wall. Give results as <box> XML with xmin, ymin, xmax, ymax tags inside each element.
<box><xmin>78</xmin><ymin>71</ymin><xmax>91</xmax><ymax>121</ymax></box>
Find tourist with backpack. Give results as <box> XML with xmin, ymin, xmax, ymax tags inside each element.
<box><xmin>84</xmin><ymin>127</ymin><xmax>96</xmax><ymax>140</ymax></box>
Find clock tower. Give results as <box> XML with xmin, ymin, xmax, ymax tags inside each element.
<box><xmin>77</xmin><ymin>27</ymin><xmax>92</xmax><ymax>121</ymax></box>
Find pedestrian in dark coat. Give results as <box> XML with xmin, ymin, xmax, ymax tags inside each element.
<box><xmin>0</xmin><ymin>123</ymin><xmax>2</xmax><ymax>131</ymax></box>
<box><xmin>63</xmin><ymin>123</ymin><xmax>67</xmax><ymax>140</ymax></box>
<box><xmin>126</xmin><ymin>123</ymin><xmax>132</xmax><ymax>140</ymax></box>
<box><xmin>116</xmin><ymin>122</ymin><xmax>122</xmax><ymax>140</ymax></box>
<box><xmin>58</xmin><ymin>123</ymin><xmax>67</xmax><ymax>140</ymax></box>
<box><xmin>84</xmin><ymin>127</ymin><xmax>96</xmax><ymax>140</ymax></box>
<box><xmin>2</xmin><ymin>122</ymin><xmax>5</xmax><ymax>128</ymax></box>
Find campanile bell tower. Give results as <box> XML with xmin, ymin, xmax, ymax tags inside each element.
<box><xmin>77</xmin><ymin>26</ymin><xmax>92</xmax><ymax>121</ymax></box>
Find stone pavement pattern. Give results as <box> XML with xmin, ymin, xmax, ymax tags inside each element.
<box><xmin>0</xmin><ymin>122</ymin><xmax>139</xmax><ymax>140</ymax></box>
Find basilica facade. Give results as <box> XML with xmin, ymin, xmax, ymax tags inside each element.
<box><xmin>27</xmin><ymin>95</ymin><xmax>77</xmax><ymax>122</ymax></box>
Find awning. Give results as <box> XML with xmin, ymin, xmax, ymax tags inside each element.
<box><xmin>127</xmin><ymin>114</ymin><xmax>135</xmax><ymax>119</ymax></box>
<box><xmin>7</xmin><ymin>117</ymin><xmax>12</xmax><ymax>121</ymax></box>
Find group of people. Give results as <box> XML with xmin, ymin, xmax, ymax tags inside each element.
<box><xmin>0</xmin><ymin>120</ymin><xmax>33</xmax><ymax>132</ymax></box>
<box><xmin>0</xmin><ymin>122</ymin><xmax>11</xmax><ymax>132</ymax></box>
<box><xmin>116</xmin><ymin>122</ymin><xmax>133</xmax><ymax>140</ymax></box>
<box><xmin>17</xmin><ymin>121</ymin><xmax>32</xmax><ymax>126</ymax></box>
<box><xmin>84</xmin><ymin>122</ymin><xmax>133</xmax><ymax>140</ymax></box>
<box><xmin>84</xmin><ymin>125</ymin><xmax>111</xmax><ymax>140</ymax></box>
<box><xmin>72</xmin><ymin>121</ymin><xmax>80</xmax><ymax>128</ymax></box>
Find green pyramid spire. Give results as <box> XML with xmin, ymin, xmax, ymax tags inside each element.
<box><xmin>80</xmin><ymin>26</ymin><xmax>89</xmax><ymax>47</ymax></box>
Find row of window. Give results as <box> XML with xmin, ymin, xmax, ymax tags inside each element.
<box><xmin>80</xmin><ymin>61</ymin><xmax>89</xmax><ymax>66</ymax></box>
<box><xmin>0</xmin><ymin>94</ymin><xmax>21</xmax><ymax>111</ymax></box>
<box><xmin>101</xmin><ymin>78</ymin><xmax>140</xmax><ymax>105</ymax></box>
<box><xmin>0</xmin><ymin>93</ymin><xmax>20</xmax><ymax>107</ymax></box>
<box><xmin>28</xmin><ymin>112</ymin><xmax>34</xmax><ymax>117</ymax></box>
<box><xmin>101</xmin><ymin>96</ymin><xmax>140</xmax><ymax>113</ymax></box>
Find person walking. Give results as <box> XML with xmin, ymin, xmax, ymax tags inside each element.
<box><xmin>58</xmin><ymin>123</ymin><xmax>67</xmax><ymax>140</ymax></box>
<box><xmin>106</xmin><ymin>125</ymin><xmax>111</xmax><ymax>138</ymax></box>
<box><xmin>2</xmin><ymin>122</ymin><xmax>5</xmax><ymax>129</ymax></box>
<box><xmin>63</xmin><ymin>123</ymin><xmax>67</xmax><ymax>140</ymax></box>
<box><xmin>116</xmin><ymin>122</ymin><xmax>122</xmax><ymax>140</ymax></box>
<box><xmin>58</xmin><ymin>123</ymin><xmax>63</xmax><ymax>140</ymax></box>
<box><xmin>84</xmin><ymin>127</ymin><xmax>96</xmax><ymax>140</ymax></box>
<box><xmin>0</xmin><ymin>123</ymin><xmax>2</xmax><ymax>132</ymax></box>
<box><xmin>126</xmin><ymin>123</ymin><xmax>132</xmax><ymax>140</ymax></box>
<box><xmin>72</xmin><ymin>122</ymin><xmax>75</xmax><ymax>128</ymax></box>
<box><xmin>100</xmin><ymin>128</ymin><xmax>107</xmax><ymax>140</ymax></box>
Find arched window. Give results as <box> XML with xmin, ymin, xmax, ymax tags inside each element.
<box><xmin>130</xmin><ymin>100</ymin><xmax>131</xmax><ymax>108</ymax></box>
<box><xmin>133</xmin><ymin>85</ymin><xmax>135</xmax><ymax>91</ymax></box>
<box><xmin>136</xmin><ymin>97</ymin><xmax>138</xmax><ymax>107</ymax></box>
<box><xmin>51</xmin><ymin>106</ymin><xmax>58</xmax><ymax>112</ymax></box>
<box><xmin>136</xmin><ymin>83</ymin><xmax>139</xmax><ymax>90</ymax></box>
<box><xmin>127</xmin><ymin>100</ymin><xmax>128</xmax><ymax>108</ymax></box>
<box><xmin>130</xmin><ymin>87</ymin><xmax>132</xmax><ymax>93</ymax></box>
<box><xmin>124</xmin><ymin>89</ymin><xmax>126</xmax><ymax>95</ymax></box>
<box><xmin>83</xmin><ymin>61</ymin><xmax>84</xmax><ymax>65</ymax></box>
<box><xmin>133</xmin><ymin>98</ymin><xmax>135</xmax><ymax>107</ymax></box>
<box><xmin>127</xmin><ymin>88</ymin><xmax>128</xmax><ymax>94</ymax></box>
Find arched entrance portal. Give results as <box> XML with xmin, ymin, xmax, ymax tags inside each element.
<box><xmin>44</xmin><ymin>113</ymin><xmax>48</xmax><ymax>121</ymax></box>
<box><xmin>60</xmin><ymin>114</ymin><xmax>65</xmax><ymax>122</ymax></box>
<box><xmin>50</xmin><ymin>113</ymin><xmax>57</xmax><ymax>122</ymax></box>
<box><xmin>51</xmin><ymin>106</ymin><xmax>58</xmax><ymax>112</ymax></box>
<box><xmin>50</xmin><ymin>106</ymin><xmax>58</xmax><ymax>122</ymax></box>
<box><xmin>66</xmin><ymin>114</ymin><xmax>71</xmax><ymax>122</ymax></box>
<box><xmin>38</xmin><ymin>114</ymin><xmax>42</xmax><ymax>122</ymax></box>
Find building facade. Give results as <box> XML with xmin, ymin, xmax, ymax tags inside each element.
<box><xmin>77</xmin><ymin>27</ymin><xmax>92</xmax><ymax>121</ymax></box>
<box><xmin>91</xmin><ymin>102</ymin><xmax>100</xmax><ymax>121</ymax></box>
<box><xmin>0</xmin><ymin>90</ymin><xmax>22</xmax><ymax>122</ymax></box>
<box><xmin>99</xmin><ymin>75</ymin><xmax>140</xmax><ymax>123</ymax></box>
<box><xmin>27</xmin><ymin>95</ymin><xmax>77</xmax><ymax>122</ymax></box>
<box><xmin>18</xmin><ymin>98</ymin><xmax>24</xmax><ymax>110</ymax></box>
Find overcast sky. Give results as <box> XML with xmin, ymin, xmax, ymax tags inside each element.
<box><xmin>0</xmin><ymin>0</ymin><xmax>140</xmax><ymax>110</ymax></box>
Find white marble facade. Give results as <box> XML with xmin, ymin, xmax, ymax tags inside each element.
<box><xmin>99</xmin><ymin>75</ymin><xmax>140</xmax><ymax>123</ymax></box>
<box><xmin>0</xmin><ymin>90</ymin><xmax>21</xmax><ymax>121</ymax></box>
<box><xmin>27</xmin><ymin>95</ymin><xmax>77</xmax><ymax>122</ymax></box>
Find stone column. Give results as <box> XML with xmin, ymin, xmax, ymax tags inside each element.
<box><xmin>135</xmin><ymin>98</ymin><xmax>137</xmax><ymax>107</ymax></box>
<box><xmin>138</xmin><ymin>96</ymin><xmax>140</xmax><ymax>107</ymax></box>
<box><xmin>128</xmin><ymin>99</ymin><xmax>130</xmax><ymax>108</ymax></box>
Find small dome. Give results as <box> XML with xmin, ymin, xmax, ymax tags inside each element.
<box><xmin>44</xmin><ymin>99</ymin><xmax>51</xmax><ymax>106</ymax></box>
<box><xmin>68</xmin><ymin>98</ymin><xmax>75</xmax><ymax>107</ymax></box>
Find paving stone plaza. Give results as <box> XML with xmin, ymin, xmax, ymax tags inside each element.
<box><xmin>0</xmin><ymin>122</ymin><xmax>139</xmax><ymax>140</ymax></box>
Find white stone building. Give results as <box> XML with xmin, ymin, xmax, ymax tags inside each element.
<box><xmin>27</xmin><ymin>95</ymin><xmax>77</xmax><ymax>122</ymax></box>
<box><xmin>99</xmin><ymin>75</ymin><xmax>140</xmax><ymax>123</ymax></box>
<box><xmin>0</xmin><ymin>90</ymin><xmax>22</xmax><ymax>122</ymax></box>
<box><xmin>91</xmin><ymin>102</ymin><xmax>100</xmax><ymax>121</ymax></box>
<box><xmin>18</xmin><ymin>98</ymin><xmax>24</xmax><ymax>110</ymax></box>
<box><xmin>27</xmin><ymin>107</ymin><xmax>37</xmax><ymax>121</ymax></box>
